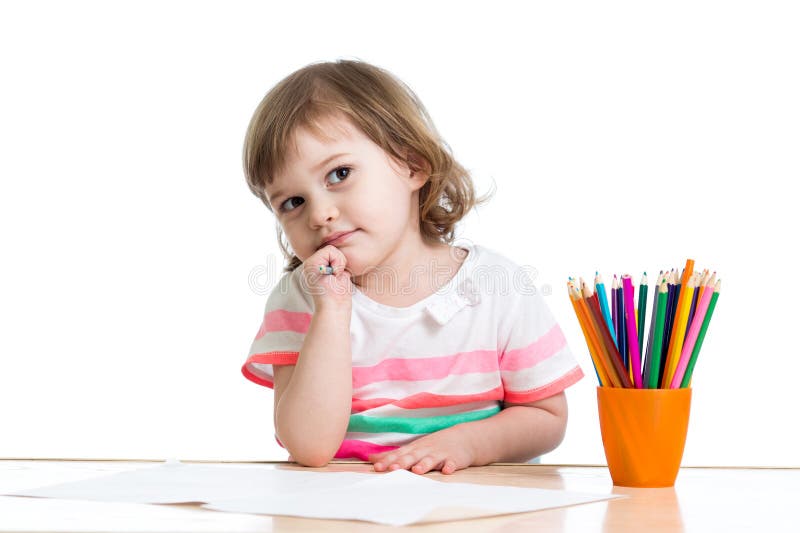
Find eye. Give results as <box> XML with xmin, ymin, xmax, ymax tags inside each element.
<box><xmin>279</xmin><ymin>166</ymin><xmax>352</xmax><ymax>213</ymax></box>
<box><xmin>328</xmin><ymin>167</ymin><xmax>351</xmax><ymax>185</ymax></box>
<box><xmin>279</xmin><ymin>196</ymin><xmax>304</xmax><ymax>212</ymax></box>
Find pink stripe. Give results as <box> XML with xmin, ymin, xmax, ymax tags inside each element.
<box><xmin>500</xmin><ymin>324</ymin><xmax>567</xmax><ymax>371</ymax></box>
<box><xmin>351</xmin><ymin>350</ymin><xmax>498</xmax><ymax>389</ymax></box>
<box><xmin>351</xmin><ymin>386</ymin><xmax>504</xmax><ymax>413</ymax></box>
<box><xmin>335</xmin><ymin>440</ymin><xmax>399</xmax><ymax>461</ymax></box>
<box><xmin>241</xmin><ymin>351</ymin><xmax>300</xmax><ymax>389</ymax></box>
<box><xmin>504</xmin><ymin>366</ymin><xmax>585</xmax><ymax>403</ymax></box>
<box><xmin>255</xmin><ymin>310</ymin><xmax>312</xmax><ymax>340</ymax></box>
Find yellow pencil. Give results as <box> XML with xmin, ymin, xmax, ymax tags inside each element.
<box><xmin>661</xmin><ymin>260</ymin><xmax>693</xmax><ymax>386</ymax></box>
<box><xmin>663</xmin><ymin>271</ymin><xmax>696</xmax><ymax>386</ymax></box>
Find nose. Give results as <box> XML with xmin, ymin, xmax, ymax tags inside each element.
<box><xmin>307</xmin><ymin>197</ymin><xmax>340</xmax><ymax>228</ymax></box>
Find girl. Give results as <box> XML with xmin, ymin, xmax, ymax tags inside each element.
<box><xmin>241</xmin><ymin>59</ymin><xmax>584</xmax><ymax>475</ymax></box>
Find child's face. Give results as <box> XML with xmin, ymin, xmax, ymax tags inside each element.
<box><xmin>265</xmin><ymin>115</ymin><xmax>427</xmax><ymax>277</ymax></box>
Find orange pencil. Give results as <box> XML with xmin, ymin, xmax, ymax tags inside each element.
<box><xmin>583</xmin><ymin>283</ymin><xmax>633</xmax><ymax>388</ymax></box>
<box><xmin>568</xmin><ymin>284</ymin><xmax>610</xmax><ymax>386</ymax></box>
<box><xmin>575</xmin><ymin>288</ymin><xmax>623</xmax><ymax>387</ymax></box>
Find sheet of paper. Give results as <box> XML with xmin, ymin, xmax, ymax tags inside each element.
<box><xmin>7</xmin><ymin>462</ymin><xmax>619</xmax><ymax>526</ymax></box>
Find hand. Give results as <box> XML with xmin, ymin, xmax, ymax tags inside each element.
<box><xmin>301</xmin><ymin>245</ymin><xmax>353</xmax><ymax>308</ymax></box>
<box><xmin>368</xmin><ymin>429</ymin><xmax>475</xmax><ymax>475</ymax></box>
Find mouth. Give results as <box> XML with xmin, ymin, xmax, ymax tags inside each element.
<box><xmin>319</xmin><ymin>229</ymin><xmax>359</xmax><ymax>250</ymax></box>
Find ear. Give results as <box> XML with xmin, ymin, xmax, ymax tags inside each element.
<box><xmin>405</xmin><ymin>149</ymin><xmax>431</xmax><ymax>192</ymax></box>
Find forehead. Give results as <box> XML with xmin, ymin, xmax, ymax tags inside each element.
<box><xmin>287</xmin><ymin>115</ymin><xmax>362</xmax><ymax>166</ymax></box>
<box><xmin>266</xmin><ymin>116</ymin><xmax>370</xmax><ymax>201</ymax></box>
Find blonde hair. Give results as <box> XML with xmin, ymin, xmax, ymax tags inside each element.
<box><xmin>243</xmin><ymin>59</ymin><xmax>493</xmax><ymax>272</ymax></box>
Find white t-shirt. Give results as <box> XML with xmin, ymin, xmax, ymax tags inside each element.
<box><xmin>242</xmin><ymin>242</ymin><xmax>584</xmax><ymax>460</ymax></box>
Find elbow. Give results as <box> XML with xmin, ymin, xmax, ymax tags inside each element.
<box><xmin>279</xmin><ymin>433</ymin><xmax>341</xmax><ymax>467</ymax></box>
<box><xmin>547</xmin><ymin>406</ymin><xmax>569</xmax><ymax>451</ymax></box>
<box><xmin>552</xmin><ymin>417</ymin><xmax>567</xmax><ymax>449</ymax></box>
<box><xmin>290</xmin><ymin>449</ymin><xmax>336</xmax><ymax>468</ymax></box>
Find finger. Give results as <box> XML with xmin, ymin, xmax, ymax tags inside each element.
<box><xmin>411</xmin><ymin>455</ymin><xmax>439</xmax><ymax>475</ymax></box>
<box><xmin>372</xmin><ymin>451</ymin><xmax>400</xmax><ymax>471</ymax></box>
<box><xmin>441</xmin><ymin>458</ymin><xmax>459</xmax><ymax>475</ymax></box>
<box><xmin>319</xmin><ymin>245</ymin><xmax>348</xmax><ymax>269</ymax></box>
<box><xmin>370</xmin><ymin>453</ymin><xmax>391</xmax><ymax>471</ymax></box>
<box><xmin>388</xmin><ymin>453</ymin><xmax>419</xmax><ymax>471</ymax></box>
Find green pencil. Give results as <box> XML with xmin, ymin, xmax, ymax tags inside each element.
<box><xmin>680</xmin><ymin>280</ymin><xmax>721</xmax><ymax>388</ymax></box>
<box><xmin>647</xmin><ymin>278</ymin><xmax>668</xmax><ymax>389</ymax></box>
<box><xmin>637</xmin><ymin>272</ymin><xmax>648</xmax><ymax>356</ymax></box>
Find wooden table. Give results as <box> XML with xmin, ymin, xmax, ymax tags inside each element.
<box><xmin>0</xmin><ymin>460</ymin><xmax>797</xmax><ymax>532</ymax></box>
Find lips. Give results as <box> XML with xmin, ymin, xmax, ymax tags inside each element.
<box><xmin>319</xmin><ymin>229</ymin><xmax>359</xmax><ymax>249</ymax></box>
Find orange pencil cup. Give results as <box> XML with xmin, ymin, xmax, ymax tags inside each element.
<box><xmin>596</xmin><ymin>386</ymin><xmax>692</xmax><ymax>488</ymax></box>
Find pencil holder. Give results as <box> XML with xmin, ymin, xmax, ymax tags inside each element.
<box><xmin>596</xmin><ymin>387</ymin><xmax>691</xmax><ymax>488</ymax></box>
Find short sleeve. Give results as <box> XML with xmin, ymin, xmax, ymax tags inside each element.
<box><xmin>498</xmin><ymin>279</ymin><xmax>584</xmax><ymax>403</ymax></box>
<box><xmin>241</xmin><ymin>268</ymin><xmax>314</xmax><ymax>389</ymax></box>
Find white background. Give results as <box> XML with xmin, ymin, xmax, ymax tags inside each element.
<box><xmin>1</xmin><ymin>1</ymin><xmax>798</xmax><ymax>466</ymax></box>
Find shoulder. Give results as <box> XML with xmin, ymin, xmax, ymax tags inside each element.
<box><xmin>263</xmin><ymin>265</ymin><xmax>315</xmax><ymax>313</ymax></box>
<box><xmin>468</xmin><ymin>244</ymin><xmax>539</xmax><ymax>302</ymax></box>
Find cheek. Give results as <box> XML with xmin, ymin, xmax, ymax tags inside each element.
<box><xmin>281</xmin><ymin>224</ymin><xmax>311</xmax><ymax>258</ymax></box>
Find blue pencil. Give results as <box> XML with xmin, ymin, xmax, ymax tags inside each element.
<box><xmin>611</xmin><ymin>275</ymin><xmax>618</xmax><ymax>349</ymax></box>
<box><xmin>595</xmin><ymin>272</ymin><xmax>617</xmax><ymax>347</ymax></box>
<box><xmin>614</xmin><ymin>277</ymin><xmax>627</xmax><ymax>370</ymax></box>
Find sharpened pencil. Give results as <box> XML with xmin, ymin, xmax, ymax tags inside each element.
<box><xmin>663</xmin><ymin>260</ymin><xmax>694</xmax><ymax>386</ymax></box>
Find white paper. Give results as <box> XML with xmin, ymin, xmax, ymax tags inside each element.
<box><xmin>7</xmin><ymin>462</ymin><xmax>618</xmax><ymax>526</ymax></box>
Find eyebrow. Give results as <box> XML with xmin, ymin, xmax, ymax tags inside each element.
<box><xmin>267</xmin><ymin>152</ymin><xmax>350</xmax><ymax>205</ymax></box>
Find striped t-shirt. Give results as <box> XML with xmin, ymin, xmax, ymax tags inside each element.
<box><xmin>242</xmin><ymin>242</ymin><xmax>584</xmax><ymax>460</ymax></box>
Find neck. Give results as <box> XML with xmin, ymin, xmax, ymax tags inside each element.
<box><xmin>351</xmin><ymin>237</ymin><xmax>467</xmax><ymax>306</ymax></box>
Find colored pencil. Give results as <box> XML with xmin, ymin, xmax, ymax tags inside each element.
<box><xmin>614</xmin><ymin>277</ymin><xmax>627</xmax><ymax>371</ymax></box>
<box><xmin>611</xmin><ymin>275</ymin><xmax>619</xmax><ymax>349</ymax></box>
<box><xmin>663</xmin><ymin>260</ymin><xmax>694</xmax><ymax>386</ymax></box>
<box><xmin>642</xmin><ymin>271</ymin><xmax>662</xmax><ymax>387</ymax></box>
<box><xmin>679</xmin><ymin>279</ymin><xmax>721</xmax><ymax>388</ymax></box>
<box><xmin>663</xmin><ymin>262</ymin><xmax>696</xmax><ymax>387</ymax></box>
<box><xmin>575</xmin><ymin>286</ymin><xmax>623</xmax><ymax>387</ymax></box>
<box><xmin>581</xmin><ymin>282</ymin><xmax>632</xmax><ymax>388</ymax></box>
<box><xmin>622</xmin><ymin>275</ymin><xmax>643</xmax><ymax>388</ymax></box>
<box><xmin>568</xmin><ymin>283</ymin><xmax>606</xmax><ymax>386</ymax></box>
<box><xmin>595</xmin><ymin>273</ymin><xmax>617</xmax><ymax>348</ymax></box>
<box><xmin>696</xmin><ymin>270</ymin><xmax>712</xmax><ymax>304</ymax></box>
<box><xmin>647</xmin><ymin>277</ymin><xmax>669</xmax><ymax>388</ymax></box>
<box><xmin>660</xmin><ymin>270</ymin><xmax>677</xmax><ymax>384</ymax></box>
<box><xmin>637</xmin><ymin>272</ymin><xmax>648</xmax><ymax>356</ymax></box>
<box><xmin>670</xmin><ymin>275</ymin><xmax>715</xmax><ymax>388</ymax></box>
<box><xmin>570</xmin><ymin>262</ymin><xmax>718</xmax><ymax>390</ymax></box>
<box><xmin>685</xmin><ymin>272</ymin><xmax>701</xmax><ymax>344</ymax></box>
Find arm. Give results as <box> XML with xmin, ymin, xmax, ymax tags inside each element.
<box><xmin>370</xmin><ymin>392</ymin><xmax>568</xmax><ymax>474</ymax></box>
<box><xmin>468</xmin><ymin>392</ymin><xmax>568</xmax><ymax>464</ymax></box>
<box><xmin>273</xmin><ymin>301</ymin><xmax>353</xmax><ymax>467</ymax></box>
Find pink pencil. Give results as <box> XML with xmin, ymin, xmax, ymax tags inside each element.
<box><xmin>622</xmin><ymin>275</ymin><xmax>643</xmax><ymax>388</ymax></box>
<box><xmin>670</xmin><ymin>276</ymin><xmax>714</xmax><ymax>388</ymax></box>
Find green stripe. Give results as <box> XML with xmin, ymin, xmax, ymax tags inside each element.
<box><xmin>347</xmin><ymin>405</ymin><xmax>501</xmax><ymax>434</ymax></box>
